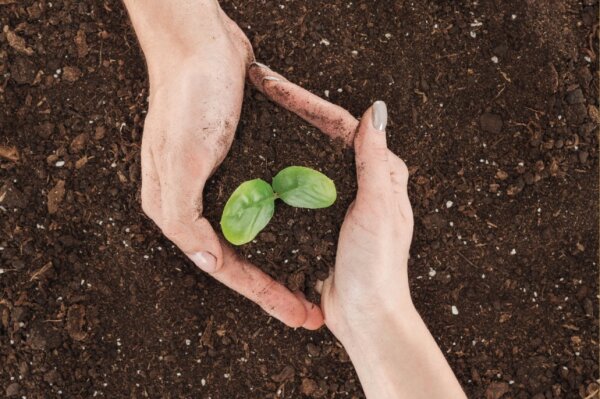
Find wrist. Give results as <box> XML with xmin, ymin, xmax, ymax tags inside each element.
<box><xmin>337</xmin><ymin>306</ymin><xmax>466</xmax><ymax>399</ymax></box>
<box><xmin>124</xmin><ymin>0</ymin><xmax>225</xmax><ymax>78</ymax></box>
<box><xmin>336</xmin><ymin>302</ymin><xmax>422</xmax><ymax>351</ymax></box>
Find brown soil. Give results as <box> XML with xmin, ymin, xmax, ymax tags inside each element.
<box><xmin>1</xmin><ymin>0</ymin><xmax>599</xmax><ymax>398</ymax></box>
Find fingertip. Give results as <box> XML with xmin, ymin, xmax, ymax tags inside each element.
<box><xmin>293</xmin><ymin>291</ymin><xmax>325</xmax><ymax>330</ymax></box>
<box><xmin>354</xmin><ymin>101</ymin><xmax>388</xmax><ymax>152</ymax></box>
<box><xmin>248</xmin><ymin>62</ymin><xmax>286</xmax><ymax>92</ymax></box>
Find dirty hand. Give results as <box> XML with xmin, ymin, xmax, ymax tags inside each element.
<box><xmin>125</xmin><ymin>0</ymin><xmax>323</xmax><ymax>329</ymax></box>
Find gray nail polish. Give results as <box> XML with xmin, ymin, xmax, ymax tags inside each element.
<box><xmin>372</xmin><ymin>100</ymin><xmax>388</xmax><ymax>131</ymax></box>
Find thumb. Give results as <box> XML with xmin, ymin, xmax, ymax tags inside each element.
<box><xmin>160</xmin><ymin>211</ymin><xmax>223</xmax><ymax>274</ymax></box>
<box><xmin>354</xmin><ymin>101</ymin><xmax>391</xmax><ymax>203</ymax></box>
<box><xmin>158</xmin><ymin>157</ymin><xmax>223</xmax><ymax>274</ymax></box>
<box><xmin>183</xmin><ymin>219</ymin><xmax>223</xmax><ymax>274</ymax></box>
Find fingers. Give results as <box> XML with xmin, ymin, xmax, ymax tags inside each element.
<box><xmin>150</xmin><ymin>144</ymin><xmax>223</xmax><ymax>272</ymax></box>
<box><xmin>218</xmin><ymin>8</ymin><xmax>254</xmax><ymax>67</ymax></box>
<box><xmin>354</xmin><ymin>101</ymin><xmax>392</xmax><ymax>204</ymax></box>
<box><xmin>140</xmin><ymin>143</ymin><xmax>162</xmax><ymax>220</ymax></box>
<box><xmin>248</xmin><ymin>62</ymin><xmax>358</xmax><ymax>146</ymax></box>
<box><xmin>216</xmin><ymin>243</ymin><xmax>324</xmax><ymax>329</ymax></box>
<box><xmin>389</xmin><ymin>152</ymin><xmax>413</xmax><ymax>220</ymax></box>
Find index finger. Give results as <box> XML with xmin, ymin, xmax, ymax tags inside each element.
<box><xmin>207</xmin><ymin>240</ymin><xmax>324</xmax><ymax>330</ymax></box>
<box><xmin>248</xmin><ymin>62</ymin><xmax>358</xmax><ymax>146</ymax></box>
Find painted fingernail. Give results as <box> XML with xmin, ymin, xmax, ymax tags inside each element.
<box><xmin>251</xmin><ymin>61</ymin><xmax>270</xmax><ymax>69</ymax></box>
<box><xmin>263</xmin><ymin>76</ymin><xmax>281</xmax><ymax>82</ymax></box>
<box><xmin>188</xmin><ymin>251</ymin><xmax>217</xmax><ymax>273</ymax></box>
<box><xmin>372</xmin><ymin>100</ymin><xmax>388</xmax><ymax>131</ymax></box>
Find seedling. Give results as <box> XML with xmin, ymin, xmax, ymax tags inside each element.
<box><xmin>220</xmin><ymin>166</ymin><xmax>336</xmax><ymax>245</ymax></box>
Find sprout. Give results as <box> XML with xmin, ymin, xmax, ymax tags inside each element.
<box><xmin>220</xmin><ymin>166</ymin><xmax>336</xmax><ymax>245</ymax></box>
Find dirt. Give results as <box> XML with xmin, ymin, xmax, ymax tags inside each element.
<box><xmin>0</xmin><ymin>0</ymin><xmax>598</xmax><ymax>398</ymax></box>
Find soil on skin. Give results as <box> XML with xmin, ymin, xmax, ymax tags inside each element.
<box><xmin>1</xmin><ymin>0</ymin><xmax>599</xmax><ymax>398</ymax></box>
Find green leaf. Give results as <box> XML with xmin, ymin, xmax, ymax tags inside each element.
<box><xmin>220</xmin><ymin>179</ymin><xmax>275</xmax><ymax>245</ymax></box>
<box><xmin>272</xmin><ymin>166</ymin><xmax>337</xmax><ymax>209</ymax></box>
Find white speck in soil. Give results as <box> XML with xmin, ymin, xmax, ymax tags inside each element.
<box><xmin>201</xmin><ymin>379</ymin><xmax>206</xmax><ymax>386</ymax></box>
<box><xmin>451</xmin><ymin>306</ymin><xmax>459</xmax><ymax>315</ymax></box>
<box><xmin>319</xmin><ymin>38</ymin><xmax>330</xmax><ymax>46</ymax></box>
<box><xmin>324</xmin><ymin>90</ymin><xmax>330</xmax><ymax>97</ymax></box>
<box><xmin>55</xmin><ymin>160</ymin><xmax>65</xmax><ymax>167</ymax></box>
<box><xmin>510</xmin><ymin>248</ymin><xmax>517</xmax><ymax>255</ymax></box>
<box><xmin>428</xmin><ymin>268</ymin><xmax>436</xmax><ymax>277</ymax></box>
<box><xmin>491</xmin><ymin>56</ymin><xmax>499</xmax><ymax>64</ymax></box>
<box><xmin>446</xmin><ymin>200</ymin><xmax>453</xmax><ymax>208</ymax></box>
<box><xmin>384</xmin><ymin>33</ymin><xmax>392</xmax><ymax>39</ymax></box>
<box><xmin>469</xmin><ymin>31</ymin><xmax>476</xmax><ymax>38</ymax></box>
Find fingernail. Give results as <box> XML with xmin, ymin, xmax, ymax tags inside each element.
<box><xmin>263</xmin><ymin>76</ymin><xmax>281</xmax><ymax>82</ymax></box>
<box><xmin>251</xmin><ymin>61</ymin><xmax>270</xmax><ymax>69</ymax></box>
<box><xmin>188</xmin><ymin>251</ymin><xmax>217</xmax><ymax>273</ymax></box>
<box><xmin>372</xmin><ymin>100</ymin><xmax>388</xmax><ymax>131</ymax></box>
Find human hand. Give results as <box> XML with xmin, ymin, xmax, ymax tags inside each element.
<box><xmin>316</xmin><ymin>101</ymin><xmax>415</xmax><ymax>338</ymax></box>
<box><xmin>245</xmin><ymin>48</ymin><xmax>465</xmax><ymax>399</ymax></box>
<box><xmin>126</xmin><ymin>0</ymin><xmax>323</xmax><ymax>329</ymax></box>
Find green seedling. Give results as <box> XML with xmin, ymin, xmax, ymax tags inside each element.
<box><xmin>220</xmin><ymin>166</ymin><xmax>336</xmax><ymax>245</ymax></box>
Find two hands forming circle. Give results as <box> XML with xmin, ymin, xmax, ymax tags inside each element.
<box><xmin>126</xmin><ymin>1</ymin><xmax>465</xmax><ymax>396</ymax></box>
<box><xmin>137</xmin><ymin>7</ymin><xmax>413</xmax><ymax>333</ymax></box>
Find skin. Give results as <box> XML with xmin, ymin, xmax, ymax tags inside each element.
<box><xmin>123</xmin><ymin>0</ymin><xmax>466</xmax><ymax>396</ymax></box>
<box><xmin>123</xmin><ymin>0</ymin><xmax>323</xmax><ymax>329</ymax></box>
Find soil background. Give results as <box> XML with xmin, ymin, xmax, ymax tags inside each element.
<box><xmin>1</xmin><ymin>0</ymin><xmax>599</xmax><ymax>398</ymax></box>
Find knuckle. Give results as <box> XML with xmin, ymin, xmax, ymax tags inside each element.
<box><xmin>395</xmin><ymin>158</ymin><xmax>409</xmax><ymax>177</ymax></box>
<box><xmin>391</xmin><ymin>156</ymin><xmax>410</xmax><ymax>185</ymax></box>
<box><xmin>371</xmin><ymin>146</ymin><xmax>389</xmax><ymax>161</ymax></box>
<box><xmin>160</xmin><ymin>215</ymin><xmax>190</xmax><ymax>239</ymax></box>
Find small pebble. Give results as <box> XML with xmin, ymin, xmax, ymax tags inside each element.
<box><xmin>491</xmin><ymin>56</ymin><xmax>499</xmax><ymax>64</ymax></box>
<box><xmin>55</xmin><ymin>160</ymin><xmax>65</xmax><ymax>167</ymax></box>
<box><xmin>451</xmin><ymin>306</ymin><xmax>459</xmax><ymax>315</ymax></box>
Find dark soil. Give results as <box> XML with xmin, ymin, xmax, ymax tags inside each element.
<box><xmin>1</xmin><ymin>0</ymin><xmax>599</xmax><ymax>398</ymax></box>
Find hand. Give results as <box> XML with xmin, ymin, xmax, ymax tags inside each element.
<box><xmin>249</xmin><ymin>67</ymin><xmax>415</xmax><ymax>330</ymax></box>
<box><xmin>315</xmin><ymin>102</ymin><xmax>464</xmax><ymax>398</ymax></box>
<box><xmin>248</xmin><ymin>70</ymin><xmax>465</xmax><ymax>395</ymax></box>
<box><xmin>125</xmin><ymin>0</ymin><xmax>323</xmax><ymax>329</ymax></box>
<box><xmin>316</xmin><ymin>101</ymin><xmax>415</xmax><ymax>338</ymax></box>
